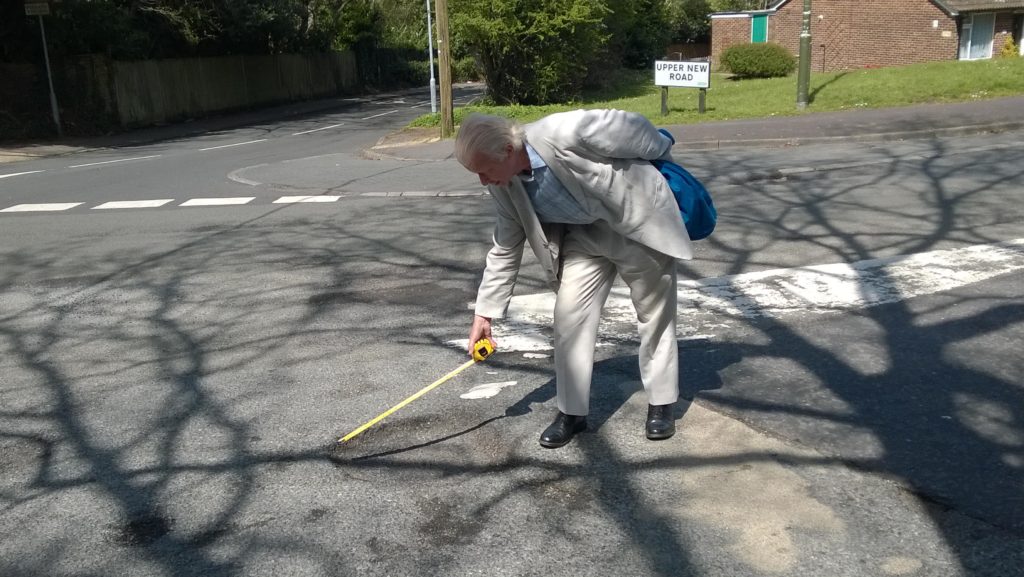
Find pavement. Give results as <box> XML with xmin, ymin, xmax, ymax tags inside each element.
<box><xmin>2</xmin><ymin>92</ymin><xmax>1023</xmax><ymax>164</ymax></box>
<box><xmin>365</xmin><ymin>94</ymin><xmax>1024</xmax><ymax>161</ymax></box>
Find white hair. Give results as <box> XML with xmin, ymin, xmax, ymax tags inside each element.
<box><xmin>454</xmin><ymin>113</ymin><xmax>525</xmax><ymax>166</ymax></box>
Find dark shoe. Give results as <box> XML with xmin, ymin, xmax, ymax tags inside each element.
<box><xmin>646</xmin><ymin>403</ymin><xmax>675</xmax><ymax>440</ymax></box>
<box><xmin>539</xmin><ymin>412</ymin><xmax>587</xmax><ymax>448</ymax></box>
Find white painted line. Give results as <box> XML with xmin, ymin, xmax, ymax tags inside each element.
<box><xmin>198</xmin><ymin>139</ymin><xmax>267</xmax><ymax>152</ymax></box>
<box><xmin>273</xmin><ymin>195</ymin><xmax>341</xmax><ymax>203</ymax></box>
<box><xmin>361</xmin><ymin>110</ymin><xmax>399</xmax><ymax>120</ymax></box>
<box><xmin>438</xmin><ymin>190</ymin><xmax>484</xmax><ymax>197</ymax></box>
<box><xmin>1</xmin><ymin>202</ymin><xmax>83</xmax><ymax>213</ymax></box>
<box><xmin>68</xmin><ymin>155</ymin><xmax>161</xmax><ymax>168</ymax></box>
<box><xmin>227</xmin><ymin>164</ymin><xmax>265</xmax><ymax>186</ymax></box>
<box><xmin>449</xmin><ymin>239</ymin><xmax>1024</xmax><ymax>353</ymax></box>
<box><xmin>292</xmin><ymin>123</ymin><xmax>345</xmax><ymax>136</ymax></box>
<box><xmin>180</xmin><ymin>197</ymin><xmax>255</xmax><ymax>206</ymax></box>
<box><xmin>778</xmin><ymin>167</ymin><xmax>816</xmax><ymax>175</ymax></box>
<box><xmin>460</xmin><ymin>381</ymin><xmax>518</xmax><ymax>400</ymax></box>
<box><xmin>0</xmin><ymin>170</ymin><xmax>44</xmax><ymax>179</ymax></box>
<box><xmin>92</xmin><ymin>199</ymin><xmax>174</xmax><ymax>210</ymax></box>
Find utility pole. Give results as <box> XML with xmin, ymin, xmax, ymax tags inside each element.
<box><xmin>796</xmin><ymin>0</ymin><xmax>812</xmax><ymax>109</ymax></box>
<box><xmin>25</xmin><ymin>2</ymin><xmax>62</xmax><ymax>136</ymax></box>
<box><xmin>434</xmin><ymin>0</ymin><xmax>454</xmax><ymax>137</ymax></box>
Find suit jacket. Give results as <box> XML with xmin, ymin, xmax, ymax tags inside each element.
<box><xmin>474</xmin><ymin>109</ymin><xmax>693</xmax><ymax>319</ymax></box>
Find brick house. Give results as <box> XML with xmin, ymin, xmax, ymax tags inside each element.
<box><xmin>710</xmin><ymin>0</ymin><xmax>1024</xmax><ymax>72</ymax></box>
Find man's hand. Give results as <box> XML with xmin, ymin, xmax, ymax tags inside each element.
<box><xmin>468</xmin><ymin>314</ymin><xmax>495</xmax><ymax>356</ymax></box>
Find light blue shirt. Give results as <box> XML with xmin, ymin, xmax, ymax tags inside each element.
<box><xmin>521</xmin><ymin>143</ymin><xmax>595</xmax><ymax>225</ymax></box>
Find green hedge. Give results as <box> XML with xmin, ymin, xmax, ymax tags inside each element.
<box><xmin>452</xmin><ymin>56</ymin><xmax>481</xmax><ymax>82</ymax></box>
<box><xmin>720</xmin><ymin>42</ymin><xmax>796</xmax><ymax>78</ymax></box>
<box><xmin>405</xmin><ymin>57</ymin><xmax>480</xmax><ymax>85</ymax></box>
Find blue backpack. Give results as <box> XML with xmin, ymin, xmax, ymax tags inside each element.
<box><xmin>652</xmin><ymin>129</ymin><xmax>717</xmax><ymax>241</ymax></box>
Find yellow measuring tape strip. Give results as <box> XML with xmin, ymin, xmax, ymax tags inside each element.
<box><xmin>338</xmin><ymin>339</ymin><xmax>495</xmax><ymax>443</ymax></box>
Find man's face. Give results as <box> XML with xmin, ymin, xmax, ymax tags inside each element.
<box><xmin>465</xmin><ymin>145</ymin><xmax>520</xmax><ymax>187</ymax></box>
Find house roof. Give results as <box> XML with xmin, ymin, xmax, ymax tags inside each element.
<box><xmin>767</xmin><ymin>0</ymin><xmax>1024</xmax><ymax>16</ymax></box>
<box><xmin>942</xmin><ymin>0</ymin><xmax>1024</xmax><ymax>11</ymax></box>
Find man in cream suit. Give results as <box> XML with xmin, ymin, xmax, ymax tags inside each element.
<box><xmin>454</xmin><ymin>109</ymin><xmax>692</xmax><ymax>448</ymax></box>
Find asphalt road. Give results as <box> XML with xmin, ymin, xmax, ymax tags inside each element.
<box><xmin>1</xmin><ymin>99</ymin><xmax>1022</xmax><ymax>577</ymax></box>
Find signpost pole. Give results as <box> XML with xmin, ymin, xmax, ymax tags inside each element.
<box><xmin>661</xmin><ymin>86</ymin><xmax>668</xmax><ymax>116</ymax></box>
<box><xmin>699</xmin><ymin>88</ymin><xmax>706</xmax><ymax>114</ymax></box>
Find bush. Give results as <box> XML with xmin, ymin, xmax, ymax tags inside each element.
<box><xmin>452</xmin><ymin>56</ymin><xmax>481</xmax><ymax>82</ymax></box>
<box><xmin>451</xmin><ymin>0</ymin><xmax>609</xmax><ymax>104</ymax></box>
<box><xmin>404</xmin><ymin>60</ymin><xmax>433</xmax><ymax>86</ymax></box>
<box><xmin>998</xmin><ymin>36</ymin><xmax>1020</xmax><ymax>58</ymax></box>
<box><xmin>720</xmin><ymin>42</ymin><xmax>796</xmax><ymax>78</ymax></box>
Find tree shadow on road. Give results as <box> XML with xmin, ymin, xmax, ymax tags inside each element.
<box><xmin>672</xmin><ymin>134</ymin><xmax>1024</xmax><ymax>574</ymax></box>
<box><xmin>2</xmin><ymin>133</ymin><xmax>1023</xmax><ymax>575</ymax></box>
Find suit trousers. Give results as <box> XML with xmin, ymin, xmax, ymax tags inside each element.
<box><xmin>554</xmin><ymin>221</ymin><xmax>679</xmax><ymax>416</ymax></box>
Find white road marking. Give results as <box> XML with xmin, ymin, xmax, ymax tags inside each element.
<box><xmin>92</xmin><ymin>199</ymin><xmax>174</xmax><ymax>210</ymax></box>
<box><xmin>0</xmin><ymin>170</ymin><xmax>44</xmax><ymax>179</ymax></box>
<box><xmin>523</xmin><ymin>353</ymin><xmax>550</xmax><ymax>359</ymax></box>
<box><xmin>292</xmin><ymin>123</ymin><xmax>346</xmax><ymax>136</ymax></box>
<box><xmin>198</xmin><ymin>139</ymin><xmax>267</xmax><ymax>152</ymax></box>
<box><xmin>460</xmin><ymin>381</ymin><xmax>518</xmax><ymax>400</ymax></box>
<box><xmin>1</xmin><ymin>202</ymin><xmax>83</xmax><ymax>212</ymax></box>
<box><xmin>361</xmin><ymin>110</ymin><xmax>399</xmax><ymax>120</ymax></box>
<box><xmin>273</xmin><ymin>195</ymin><xmax>341</xmax><ymax>203</ymax></box>
<box><xmin>450</xmin><ymin>239</ymin><xmax>1024</xmax><ymax>353</ymax></box>
<box><xmin>68</xmin><ymin>155</ymin><xmax>161</xmax><ymax>169</ymax></box>
<box><xmin>179</xmin><ymin>197</ymin><xmax>255</xmax><ymax>206</ymax></box>
<box><xmin>227</xmin><ymin>164</ymin><xmax>265</xmax><ymax>186</ymax></box>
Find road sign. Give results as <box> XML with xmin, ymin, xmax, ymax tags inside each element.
<box><xmin>25</xmin><ymin>2</ymin><xmax>50</xmax><ymax>16</ymax></box>
<box><xmin>654</xmin><ymin>60</ymin><xmax>710</xmax><ymax>89</ymax></box>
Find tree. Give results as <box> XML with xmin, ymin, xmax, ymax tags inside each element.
<box><xmin>451</xmin><ymin>0</ymin><xmax>610</xmax><ymax>104</ymax></box>
<box><xmin>709</xmin><ymin>0</ymin><xmax>771</xmax><ymax>9</ymax></box>
<box><xmin>665</xmin><ymin>0</ymin><xmax>712</xmax><ymax>44</ymax></box>
<box><xmin>664</xmin><ymin>0</ymin><xmax>768</xmax><ymax>44</ymax></box>
<box><xmin>604</xmin><ymin>0</ymin><xmax>671</xmax><ymax>69</ymax></box>
<box><xmin>1</xmin><ymin>0</ymin><xmax>379</xmax><ymax>62</ymax></box>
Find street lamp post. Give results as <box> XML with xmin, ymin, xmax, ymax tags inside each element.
<box><xmin>796</xmin><ymin>0</ymin><xmax>812</xmax><ymax>109</ymax></box>
<box><xmin>425</xmin><ymin>0</ymin><xmax>437</xmax><ymax>114</ymax></box>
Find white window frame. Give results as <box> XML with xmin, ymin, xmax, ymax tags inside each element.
<box><xmin>1020</xmin><ymin>15</ymin><xmax>1024</xmax><ymax>56</ymax></box>
<box><xmin>959</xmin><ymin>12</ymin><xmax>996</xmax><ymax>60</ymax></box>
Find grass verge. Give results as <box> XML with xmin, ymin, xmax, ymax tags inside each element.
<box><xmin>410</xmin><ymin>57</ymin><xmax>1024</xmax><ymax>128</ymax></box>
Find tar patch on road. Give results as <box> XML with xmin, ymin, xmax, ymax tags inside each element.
<box><xmin>109</xmin><ymin>511</ymin><xmax>174</xmax><ymax>546</ymax></box>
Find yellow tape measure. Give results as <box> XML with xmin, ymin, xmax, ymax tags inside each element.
<box><xmin>338</xmin><ymin>339</ymin><xmax>495</xmax><ymax>443</ymax></box>
<box><xmin>471</xmin><ymin>338</ymin><xmax>494</xmax><ymax>362</ymax></box>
